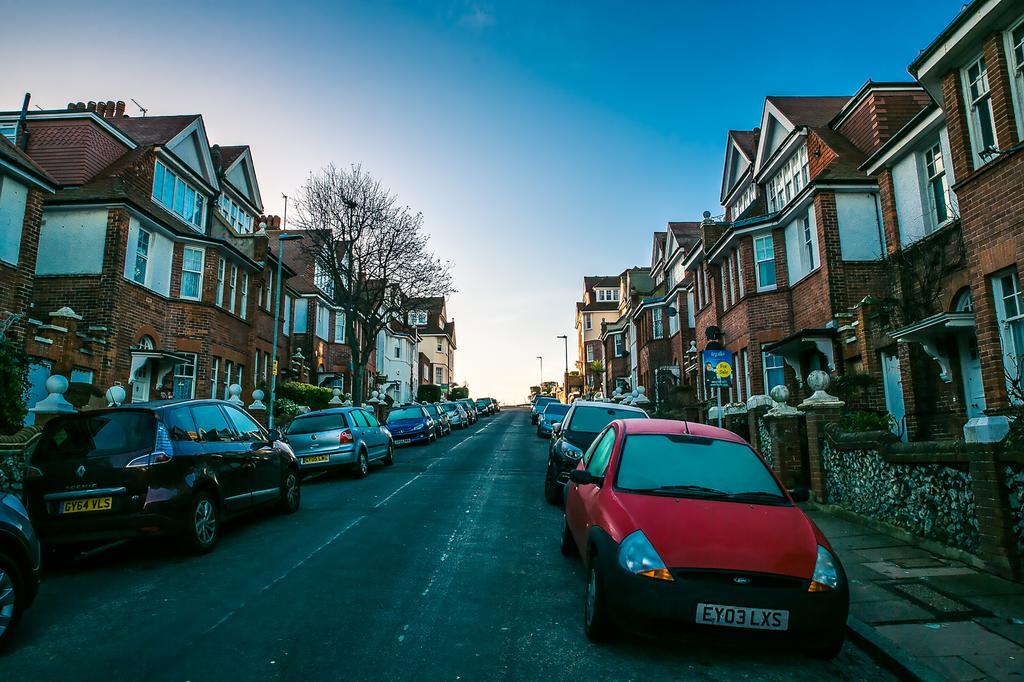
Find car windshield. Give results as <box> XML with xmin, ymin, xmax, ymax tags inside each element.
<box><xmin>424</xmin><ymin>405</ymin><xmax>440</xmax><ymax>416</ymax></box>
<box><xmin>542</xmin><ymin>404</ymin><xmax>569</xmax><ymax>418</ymax></box>
<box><xmin>33</xmin><ymin>411</ymin><xmax>156</xmax><ymax>461</ymax></box>
<box><xmin>475</xmin><ymin>400</ymin><xmax>488</xmax><ymax>407</ymax></box>
<box><xmin>287</xmin><ymin>413</ymin><xmax>345</xmax><ymax>435</ymax></box>
<box><xmin>567</xmin><ymin>406</ymin><xmax>645</xmax><ymax>434</ymax></box>
<box><xmin>443</xmin><ymin>404</ymin><xmax>460</xmax><ymax>413</ymax></box>
<box><xmin>388</xmin><ymin>407</ymin><xmax>425</xmax><ymax>422</ymax></box>
<box><xmin>615</xmin><ymin>434</ymin><xmax>785</xmax><ymax>502</ymax></box>
<box><xmin>534</xmin><ymin>397</ymin><xmax>557</xmax><ymax>406</ymax></box>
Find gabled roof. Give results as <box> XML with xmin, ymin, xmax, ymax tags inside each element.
<box><xmin>667</xmin><ymin>222</ymin><xmax>701</xmax><ymax>257</ymax></box>
<box><xmin>721</xmin><ymin>129</ymin><xmax>759</xmax><ymax>203</ymax></box>
<box><xmin>113</xmin><ymin>115</ymin><xmax>197</xmax><ymax>145</ymax></box>
<box><xmin>216</xmin><ymin>144</ymin><xmax>264</xmax><ymax>213</ymax></box>
<box><xmin>0</xmin><ymin>135</ymin><xmax>57</xmax><ymax>190</ymax></box>
<box><xmin>731</xmin><ymin>130</ymin><xmax>758</xmax><ymax>159</ymax></box>
<box><xmin>754</xmin><ymin>96</ymin><xmax>850</xmax><ymax>177</ymax></box>
<box><xmin>583</xmin><ymin>276</ymin><xmax>619</xmax><ymax>290</ymax></box>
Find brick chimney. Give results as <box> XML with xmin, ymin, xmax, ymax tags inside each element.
<box><xmin>68</xmin><ymin>100</ymin><xmax>128</xmax><ymax>118</ymax></box>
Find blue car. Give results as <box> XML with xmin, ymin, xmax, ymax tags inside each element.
<box><xmin>387</xmin><ymin>405</ymin><xmax>435</xmax><ymax>446</ymax></box>
<box><xmin>536</xmin><ymin>402</ymin><xmax>569</xmax><ymax>438</ymax></box>
<box><xmin>285</xmin><ymin>407</ymin><xmax>394</xmax><ymax>478</ymax></box>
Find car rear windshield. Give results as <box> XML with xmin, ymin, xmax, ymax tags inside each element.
<box><xmin>442</xmin><ymin>404</ymin><xmax>461</xmax><ymax>413</ymax></box>
<box><xmin>567</xmin><ymin>406</ymin><xmax>646</xmax><ymax>434</ymax></box>
<box><xmin>542</xmin><ymin>404</ymin><xmax>570</xmax><ymax>417</ymax></box>
<box><xmin>534</xmin><ymin>396</ymin><xmax>557</xmax><ymax>405</ymax></box>
<box><xmin>615</xmin><ymin>434</ymin><xmax>784</xmax><ymax>501</ymax></box>
<box><xmin>33</xmin><ymin>412</ymin><xmax>156</xmax><ymax>461</ymax></box>
<box><xmin>475</xmin><ymin>400</ymin><xmax>488</xmax><ymax>406</ymax></box>
<box><xmin>388</xmin><ymin>407</ymin><xmax>424</xmax><ymax>421</ymax></box>
<box><xmin>287</xmin><ymin>413</ymin><xmax>346</xmax><ymax>435</ymax></box>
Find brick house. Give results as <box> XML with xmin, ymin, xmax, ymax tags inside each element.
<box><xmin>409</xmin><ymin>297</ymin><xmax>456</xmax><ymax>393</ymax></box>
<box><xmin>599</xmin><ymin>267</ymin><xmax>655</xmax><ymax>393</ymax></box>
<box><xmin>0</xmin><ymin>133</ymin><xmax>56</xmax><ymax>343</ymax></box>
<box><xmin>0</xmin><ymin>100</ymin><xmax>313</xmax><ymax>415</ymax></box>
<box><xmin>575</xmin><ymin>275</ymin><xmax>620</xmax><ymax>395</ymax></box>
<box><xmin>688</xmin><ymin>87</ymin><xmax>929</xmax><ymax>413</ymax></box>
<box><xmin>857</xmin><ymin>0</ymin><xmax>1024</xmax><ymax>440</ymax></box>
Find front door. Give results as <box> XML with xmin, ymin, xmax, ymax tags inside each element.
<box><xmin>957</xmin><ymin>332</ymin><xmax>987</xmax><ymax>419</ymax></box>
<box><xmin>132</xmin><ymin>361</ymin><xmax>151</xmax><ymax>403</ymax></box>
<box><xmin>880</xmin><ymin>350</ymin><xmax>907</xmax><ymax>441</ymax></box>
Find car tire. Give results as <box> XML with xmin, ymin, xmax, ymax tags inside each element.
<box><xmin>383</xmin><ymin>443</ymin><xmax>395</xmax><ymax>466</ymax></box>
<box><xmin>180</xmin><ymin>491</ymin><xmax>220</xmax><ymax>554</ymax></box>
<box><xmin>544</xmin><ymin>476</ymin><xmax>563</xmax><ymax>506</ymax></box>
<box><xmin>0</xmin><ymin>551</ymin><xmax>25</xmax><ymax>652</ymax></box>
<box><xmin>278</xmin><ymin>469</ymin><xmax>301</xmax><ymax>514</ymax></box>
<box><xmin>560</xmin><ymin>519</ymin><xmax>577</xmax><ymax>558</ymax></box>
<box><xmin>353</xmin><ymin>449</ymin><xmax>369</xmax><ymax>479</ymax></box>
<box><xmin>806</xmin><ymin>636</ymin><xmax>844</xmax><ymax>659</ymax></box>
<box><xmin>584</xmin><ymin>563</ymin><xmax>613</xmax><ymax>642</ymax></box>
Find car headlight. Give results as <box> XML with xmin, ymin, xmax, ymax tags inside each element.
<box><xmin>559</xmin><ymin>441</ymin><xmax>584</xmax><ymax>459</ymax></box>
<box><xmin>809</xmin><ymin>545</ymin><xmax>841</xmax><ymax>592</ymax></box>
<box><xmin>1</xmin><ymin>493</ymin><xmax>29</xmax><ymax>521</ymax></box>
<box><xmin>618</xmin><ymin>530</ymin><xmax>674</xmax><ymax>581</ymax></box>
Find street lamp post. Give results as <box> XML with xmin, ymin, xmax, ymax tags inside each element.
<box><xmin>268</xmin><ymin>229</ymin><xmax>303</xmax><ymax>430</ymax></box>
<box><xmin>536</xmin><ymin>356</ymin><xmax>543</xmax><ymax>392</ymax></box>
<box><xmin>556</xmin><ymin>335</ymin><xmax>568</xmax><ymax>400</ymax></box>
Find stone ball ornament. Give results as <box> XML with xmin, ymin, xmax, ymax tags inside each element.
<box><xmin>106</xmin><ymin>385</ymin><xmax>127</xmax><ymax>407</ymax></box>
<box><xmin>769</xmin><ymin>384</ymin><xmax>790</xmax><ymax>404</ymax></box>
<box><xmin>807</xmin><ymin>370</ymin><xmax>830</xmax><ymax>392</ymax></box>
<box><xmin>801</xmin><ymin>369</ymin><xmax>843</xmax><ymax>407</ymax></box>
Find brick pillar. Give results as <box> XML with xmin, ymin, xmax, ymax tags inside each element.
<box><xmin>747</xmin><ymin>403</ymin><xmax>769</xmax><ymax>453</ymax></box>
<box><xmin>804</xmin><ymin>406</ymin><xmax>843</xmax><ymax>502</ymax></box>
<box><xmin>765</xmin><ymin>414</ymin><xmax>803</xmax><ymax>488</ymax></box>
<box><xmin>967</xmin><ymin>447</ymin><xmax>1021</xmax><ymax>580</ymax></box>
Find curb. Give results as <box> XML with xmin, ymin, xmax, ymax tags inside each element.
<box><xmin>846</xmin><ymin>616</ymin><xmax>945</xmax><ymax>682</ymax></box>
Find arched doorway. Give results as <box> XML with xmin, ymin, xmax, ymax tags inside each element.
<box><xmin>132</xmin><ymin>335</ymin><xmax>156</xmax><ymax>402</ymax></box>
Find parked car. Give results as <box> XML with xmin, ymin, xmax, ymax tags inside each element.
<box><xmin>475</xmin><ymin>398</ymin><xmax>494</xmax><ymax>416</ymax></box>
<box><xmin>284</xmin><ymin>407</ymin><xmax>393</xmax><ymax>478</ymax></box>
<box><xmin>531</xmin><ymin>395</ymin><xmax>559</xmax><ymax>424</ymax></box>
<box><xmin>23</xmin><ymin>400</ymin><xmax>300</xmax><ymax>555</ymax></box>
<box><xmin>561</xmin><ymin>418</ymin><xmax>847</xmax><ymax>656</ymax></box>
<box><xmin>457</xmin><ymin>399</ymin><xmax>479</xmax><ymax>424</ymax></box>
<box><xmin>545</xmin><ymin>400</ymin><xmax>648</xmax><ymax>505</ymax></box>
<box><xmin>441</xmin><ymin>402</ymin><xmax>470</xmax><ymax>429</ymax></box>
<box><xmin>486</xmin><ymin>398</ymin><xmax>500</xmax><ymax>413</ymax></box>
<box><xmin>0</xmin><ymin>491</ymin><xmax>40</xmax><ymax>651</ymax></box>
<box><xmin>537</xmin><ymin>402</ymin><xmax>569</xmax><ymax>438</ymax></box>
<box><xmin>386</xmin><ymin>405</ymin><xmax>435</xmax><ymax>445</ymax></box>
<box><xmin>423</xmin><ymin>403</ymin><xmax>451</xmax><ymax>438</ymax></box>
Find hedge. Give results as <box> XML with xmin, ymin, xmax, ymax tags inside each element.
<box><xmin>417</xmin><ymin>384</ymin><xmax>443</xmax><ymax>403</ymax></box>
<box><xmin>277</xmin><ymin>382</ymin><xmax>336</xmax><ymax>411</ymax></box>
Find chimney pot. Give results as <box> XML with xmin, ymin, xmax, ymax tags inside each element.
<box><xmin>67</xmin><ymin>102</ymin><xmax>76</xmax><ymax>111</ymax></box>
<box><xmin>76</xmin><ymin>102</ymin><xmax>85</xmax><ymax>111</ymax></box>
<box><xmin>96</xmin><ymin>101</ymin><xmax>107</xmax><ymax>117</ymax></box>
<box><xmin>115</xmin><ymin>100</ymin><xmax>126</xmax><ymax>117</ymax></box>
<box><xmin>87</xmin><ymin>101</ymin><xmax>97</xmax><ymax>112</ymax></box>
<box><xmin>105</xmin><ymin>100</ymin><xmax>115</xmax><ymax>117</ymax></box>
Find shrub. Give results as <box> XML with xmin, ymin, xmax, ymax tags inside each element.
<box><xmin>839</xmin><ymin>410</ymin><xmax>895</xmax><ymax>433</ymax></box>
<box><xmin>277</xmin><ymin>382</ymin><xmax>335</xmax><ymax>411</ymax></box>
<box><xmin>449</xmin><ymin>385</ymin><xmax>469</xmax><ymax>400</ymax></box>
<box><xmin>0</xmin><ymin>336</ymin><xmax>29</xmax><ymax>435</ymax></box>
<box><xmin>273</xmin><ymin>398</ymin><xmax>307</xmax><ymax>426</ymax></box>
<box><xmin>417</xmin><ymin>384</ymin><xmax>442</xmax><ymax>403</ymax></box>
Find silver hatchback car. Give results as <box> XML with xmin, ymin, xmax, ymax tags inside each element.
<box><xmin>285</xmin><ymin>408</ymin><xmax>394</xmax><ymax>478</ymax></box>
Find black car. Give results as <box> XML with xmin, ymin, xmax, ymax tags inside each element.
<box><xmin>24</xmin><ymin>400</ymin><xmax>300</xmax><ymax>555</ymax></box>
<box><xmin>457</xmin><ymin>399</ymin><xmax>479</xmax><ymax>424</ymax></box>
<box><xmin>475</xmin><ymin>398</ymin><xmax>493</xmax><ymax>416</ymax></box>
<box><xmin>423</xmin><ymin>403</ymin><xmax>451</xmax><ymax>438</ymax></box>
<box><xmin>544</xmin><ymin>400</ymin><xmax>649</xmax><ymax>505</ymax></box>
<box><xmin>0</xmin><ymin>491</ymin><xmax>40</xmax><ymax>651</ymax></box>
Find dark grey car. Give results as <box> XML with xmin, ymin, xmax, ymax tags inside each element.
<box><xmin>285</xmin><ymin>408</ymin><xmax>394</xmax><ymax>478</ymax></box>
<box><xmin>0</xmin><ymin>491</ymin><xmax>40</xmax><ymax>651</ymax></box>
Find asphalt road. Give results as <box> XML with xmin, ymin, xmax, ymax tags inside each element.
<box><xmin>2</xmin><ymin>409</ymin><xmax>893</xmax><ymax>681</ymax></box>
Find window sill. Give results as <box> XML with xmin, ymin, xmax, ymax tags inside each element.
<box><xmin>788</xmin><ymin>266</ymin><xmax>821</xmax><ymax>288</ymax></box>
<box><xmin>755</xmin><ymin>284</ymin><xmax>778</xmax><ymax>294</ymax></box>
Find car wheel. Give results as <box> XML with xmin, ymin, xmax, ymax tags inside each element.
<box><xmin>560</xmin><ymin>519</ymin><xmax>577</xmax><ymax>558</ymax></box>
<box><xmin>806</xmin><ymin>636</ymin><xmax>844</xmax><ymax>659</ymax></box>
<box><xmin>353</xmin><ymin>449</ymin><xmax>369</xmax><ymax>478</ymax></box>
<box><xmin>544</xmin><ymin>475</ymin><xmax>563</xmax><ymax>506</ymax></box>
<box><xmin>584</xmin><ymin>564</ymin><xmax>613</xmax><ymax>642</ymax></box>
<box><xmin>0</xmin><ymin>551</ymin><xmax>25</xmax><ymax>652</ymax></box>
<box><xmin>181</xmin><ymin>492</ymin><xmax>219</xmax><ymax>554</ymax></box>
<box><xmin>278</xmin><ymin>469</ymin><xmax>301</xmax><ymax>514</ymax></box>
<box><xmin>383</xmin><ymin>443</ymin><xmax>395</xmax><ymax>466</ymax></box>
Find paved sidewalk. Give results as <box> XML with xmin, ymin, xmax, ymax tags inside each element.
<box><xmin>808</xmin><ymin>510</ymin><xmax>1024</xmax><ymax>680</ymax></box>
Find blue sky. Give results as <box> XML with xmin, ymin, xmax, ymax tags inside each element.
<box><xmin>2</xmin><ymin>0</ymin><xmax>963</xmax><ymax>403</ymax></box>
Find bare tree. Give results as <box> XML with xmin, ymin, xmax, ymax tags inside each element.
<box><xmin>292</xmin><ymin>165</ymin><xmax>455</xmax><ymax>402</ymax></box>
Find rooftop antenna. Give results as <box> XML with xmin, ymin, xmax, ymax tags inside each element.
<box><xmin>33</xmin><ymin>105</ymin><xmax>43</xmax><ymax>110</ymax></box>
<box><xmin>130</xmin><ymin>98</ymin><xmax>148</xmax><ymax>117</ymax></box>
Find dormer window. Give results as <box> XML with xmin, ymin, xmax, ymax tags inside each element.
<box><xmin>0</xmin><ymin>123</ymin><xmax>16</xmax><ymax>144</ymax></box>
<box><xmin>596</xmin><ymin>288</ymin><xmax>619</xmax><ymax>302</ymax></box>
<box><xmin>153</xmin><ymin>160</ymin><xmax>205</xmax><ymax>231</ymax></box>
<box><xmin>731</xmin><ymin>183</ymin><xmax>757</xmax><ymax>220</ymax></box>
<box><xmin>218</xmin><ymin>194</ymin><xmax>255</xmax><ymax>234</ymax></box>
<box><xmin>408</xmin><ymin>311</ymin><xmax>428</xmax><ymax>326</ymax></box>
<box><xmin>766</xmin><ymin>145</ymin><xmax>809</xmax><ymax>213</ymax></box>
<box><xmin>314</xmin><ymin>262</ymin><xmax>334</xmax><ymax>297</ymax></box>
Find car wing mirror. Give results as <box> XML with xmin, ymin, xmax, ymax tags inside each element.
<box><xmin>551</xmin><ymin>423</ymin><xmax>562</xmax><ymax>435</ymax></box>
<box><xmin>789</xmin><ymin>487</ymin><xmax>810</xmax><ymax>503</ymax></box>
<box><xmin>569</xmin><ymin>469</ymin><xmax>602</xmax><ymax>487</ymax></box>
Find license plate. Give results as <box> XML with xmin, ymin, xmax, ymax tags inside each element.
<box><xmin>696</xmin><ymin>603</ymin><xmax>789</xmax><ymax>631</ymax></box>
<box><xmin>60</xmin><ymin>496</ymin><xmax>113</xmax><ymax>514</ymax></box>
<box><xmin>303</xmin><ymin>454</ymin><xmax>330</xmax><ymax>464</ymax></box>
<box><xmin>395</xmin><ymin>438</ymin><xmax>411</xmax><ymax>445</ymax></box>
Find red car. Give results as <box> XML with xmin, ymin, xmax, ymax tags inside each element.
<box><xmin>561</xmin><ymin>419</ymin><xmax>848</xmax><ymax>657</ymax></box>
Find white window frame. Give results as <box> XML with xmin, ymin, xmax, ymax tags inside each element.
<box><xmin>435</xmin><ymin>367</ymin><xmax>444</xmax><ymax>384</ymax></box>
<box><xmin>265</xmin><ymin>270</ymin><xmax>274</xmax><ymax>311</ymax></box>
<box><xmin>132</xmin><ymin>228</ymin><xmax>150</xmax><ymax>285</ymax></box>
<box><xmin>652</xmin><ymin>307</ymin><xmax>664</xmax><ymax>339</ymax></box>
<box><xmin>727</xmin><ymin>253</ymin><xmax>736</xmax><ymax>306</ymax></box>
<box><xmin>922</xmin><ymin>140</ymin><xmax>952</xmax><ymax>230</ymax></box>
<box><xmin>800</xmin><ymin>216</ymin><xmax>817</xmax><ymax>273</ymax></box>
<box><xmin>223</xmin><ymin>360</ymin><xmax>233</xmax><ymax>400</ymax></box>
<box><xmin>762</xmin><ymin>352</ymin><xmax>785</xmax><ymax>393</ymax></box>
<box><xmin>436</xmin><ymin>337</ymin><xmax>443</xmax><ymax>352</ymax></box>
<box><xmin>584</xmin><ymin>313</ymin><xmax>592</xmax><ymax>331</ymax></box>
<box><xmin>754</xmin><ymin>235</ymin><xmax>776</xmax><ymax>291</ymax></box>
<box><xmin>742</xmin><ymin>348</ymin><xmax>751</xmax><ymax>399</ymax></box>
<box><xmin>180</xmin><ymin>246</ymin><xmax>204</xmax><ymax>301</ymax></box>
<box><xmin>173</xmin><ymin>353</ymin><xmax>197</xmax><ymax>400</ymax></box>
<box><xmin>218</xmin><ymin>193</ymin><xmax>255</xmax><ymax>234</ymax></box>
<box><xmin>228</xmin><ymin>264</ymin><xmax>237</xmax><ymax>314</ymax></box>
<box><xmin>216</xmin><ymin>258</ymin><xmax>225</xmax><ymax>307</ymax></box>
<box><xmin>736</xmin><ymin>247</ymin><xmax>745</xmax><ymax>298</ymax></box>
<box><xmin>1006</xmin><ymin>15</ymin><xmax>1024</xmax><ymax>140</ymax></box>
<box><xmin>668</xmin><ymin>303</ymin><xmax>680</xmax><ymax>336</ymax></box>
<box><xmin>586</xmin><ymin>345</ymin><xmax>595</xmax><ymax>362</ymax></box>
<box><xmin>240</xmin><ymin>272</ymin><xmax>249</xmax><ymax>320</ymax></box>
<box><xmin>314</xmin><ymin>261</ymin><xmax>334</xmax><ymax>297</ymax></box>
<box><xmin>316</xmin><ymin>302</ymin><xmax>330</xmax><ymax>341</ymax></box>
<box><xmin>992</xmin><ymin>269</ymin><xmax>1024</xmax><ymax>402</ymax></box>
<box><xmin>210</xmin><ymin>357</ymin><xmax>219</xmax><ymax>399</ymax></box>
<box><xmin>334</xmin><ymin>311</ymin><xmax>346</xmax><ymax>343</ymax></box>
<box><xmin>283</xmin><ymin>295</ymin><xmax>293</xmax><ymax>336</ymax></box>
<box><xmin>614</xmin><ymin>334</ymin><xmax>624</xmax><ymax>357</ymax></box>
<box><xmin>719</xmin><ymin>266</ymin><xmax>727</xmax><ymax>309</ymax></box>
<box><xmin>152</xmin><ymin>160</ymin><xmax>205</xmax><ymax>231</ymax></box>
<box><xmin>961</xmin><ymin>54</ymin><xmax>999</xmax><ymax>168</ymax></box>
<box><xmin>766</xmin><ymin>145</ymin><xmax>809</xmax><ymax>213</ymax></box>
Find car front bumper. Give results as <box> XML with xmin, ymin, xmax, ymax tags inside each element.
<box><xmin>391</xmin><ymin>430</ymin><xmax>430</xmax><ymax>445</ymax></box>
<box><xmin>593</xmin><ymin>552</ymin><xmax>848</xmax><ymax>643</ymax></box>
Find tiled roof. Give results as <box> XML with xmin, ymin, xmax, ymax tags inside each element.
<box><xmin>768</xmin><ymin>96</ymin><xmax>851</xmax><ymax>129</ymax></box>
<box><xmin>0</xmin><ymin>135</ymin><xmax>58</xmax><ymax>188</ymax></box>
<box><xmin>654</xmin><ymin>231</ymin><xmax>667</xmax><ymax>247</ymax></box>
<box><xmin>217</xmin><ymin>145</ymin><xmax>246</xmax><ymax>168</ymax></box>
<box><xmin>730</xmin><ymin>129</ymin><xmax>758</xmax><ymax>159</ymax></box>
<box><xmin>668</xmin><ymin>222</ymin><xmax>700</xmax><ymax>252</ymax></box>
<box><xmin>580</xmin><ymin>301</ymin><xmax>619</xmax><ymax>312</ymax></box>
<box><xmin>583</xmin><ymin>276</ymin><xmax>619</xmax><ymax>290</ymax></box>
<box><xmin>112</xmin><ymin>115</ymin><xmax>198</xmax><ymax>145</ymax></box>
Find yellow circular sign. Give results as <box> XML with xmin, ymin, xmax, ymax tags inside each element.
<box><xmin>715</xmin><ymin>361</ymin><xmax>732</xmax><ymax>379</ymax></box>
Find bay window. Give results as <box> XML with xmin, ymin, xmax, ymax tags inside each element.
<box><xmin>180</xmin><ymin>246</ymin><xmax>204</xmax><ymax>300</ymax></box>
<box><xmin>1008</xmin><ymin>17</ymin><xmax>1024</xmax><ymax>139</ymax></box>
<box><xmin>763</xmin><ymin>352</ymin><xmax>785</xmax><ymax>393</ymax></box>
<box><xmin>218</xmin><ymin>194</ymin><xmax>255</xmax><ymax>234</ymax></box>
<box><xmin>754</xmin><ymin>235</ymin><xmax>776</xmax><ymax>291</ymax></box>
<box><xmin>766</xmin><ymin>146</ymin><xmax>809</xmax><ymax>212</ymax></box>
<box><xmin>216</xmin><ymin>258</ymin><xmax>225</xmax><ymax>307</ymax></box>
<box><xmin>240</xmin><ymin>272</ymin><xmax>249</xmax><ymax>319</ymax></box>
<box><xmin>614</xmin><ymin>334</ymin><xmax>624</xmax><ymax>357</ymax></box>
<box><xmin>962</xmin><ymin>55</ymin><xmax>998</xmax><ymax>166</ymax></box>
<box><xmin>924</xmin><ymin>141</ymin><xmax>951</xmax><ymax>227</ymax></box>
<box><xmin>652</xmin><ymin>308</ymin><xmax>664</xmax><ymax>339</ymax></box>
<box><xmin>992</xmin><ymin>270</ymin><xmax>1024</xmax><ymax>400</ymax></box>
<box><xmin>173</xmin><ymin>353</ymin><xmax>197</xmax><ymax>399</ymax></box>
<box><xmin>152</xmin><ymin>161</ymin><xmax>204</xmax><ymax>230</ymax></box>
<box><xmin>132</xmin><ymin>228</ymin><xmax>150</xmax><ymax>285</ymax></box>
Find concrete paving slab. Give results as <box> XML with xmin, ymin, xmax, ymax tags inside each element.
<box><xmin>850</xmin><ymin>580</ymin><xmax>901</xmax><ymax>603</ymax></box>
<box><xmin>966</xmin><ymin>595</ymin><xmax>1024</xmax><ymax>619</ymax></box>
<box><xmin>852</xmin><ymin>545</ymin><xmax>936</xmax><ymax>562</ymax></box>
<box><xmin>918</xmin><ymin>655</ymin><xmax>988</xmax><ymax>681</ymax></box>
<box><xmin>974</xmin><ymin>616</ymin><xmax>1024</xmax><ymax>648</ymax></box>
<box><xmin>854</xmin><ymin>599</ymin><xmax>933</xmax><ymax>624</ymax></box>
<box><xmin>923</xmin><ymin>573</ymin><xmax>1024</xmax><ymax>598</ymax></box>
<box><xmin>876</xmin><ymin>621</ymin><xmax>1022</xmax><ymax>657</ymax></box>
<box><xmin>863</xmin><ymin>561</ymin><xmax>977</xmax><ymax>580</ymax></box>
<box><xmin>961</xmin><ymin>652</ymin><xmax>1024</xmax><ymax>680</ymax></box>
